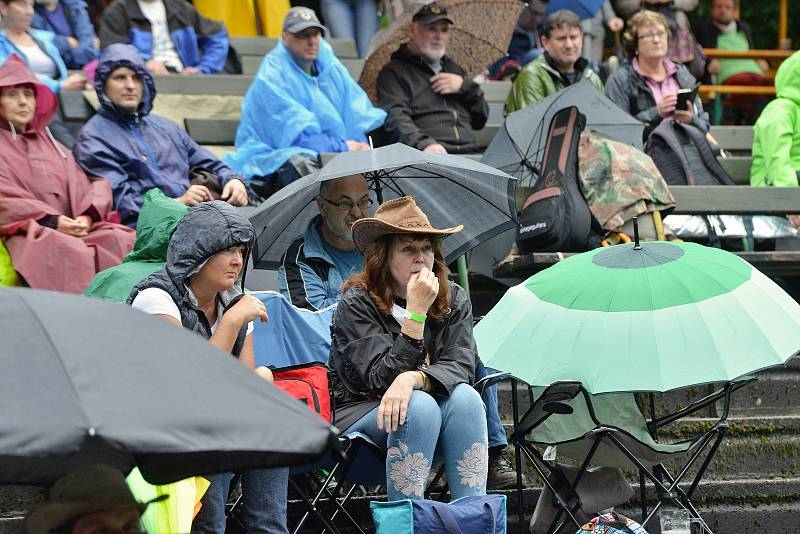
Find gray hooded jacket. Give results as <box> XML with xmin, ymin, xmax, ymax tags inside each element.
<box><xmin>128</xmin><ymin>201</ymin><xmax>254</xmax><ymax>356</ymax></box>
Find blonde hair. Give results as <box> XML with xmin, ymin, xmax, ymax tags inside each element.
<box><xmin>623</xmin><ymin>10</ymin><xmax>670</xmax><ymax>58</ymax></box>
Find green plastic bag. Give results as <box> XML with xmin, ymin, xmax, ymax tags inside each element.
<box><xmin>0</xmin><ymin>240</ymin><xmax>19</xmax><ymax>287</ymax></box>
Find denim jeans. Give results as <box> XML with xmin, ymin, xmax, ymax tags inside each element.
<box><xmin>475</xmin><ymin>358</ymin><xmax>508</xmax><ymax>451</ymax></box>
<box><xmin>346</xmin><ymin>383</ymin><xmax>488</xmax><ymax>501</ymax></box>
<box><xmin>320</xmin><ymin>0</ymin><xmax>379</xmax><ymax>58</ymax></box>
<box><xmin>191</xmin><ymin>467</ymin><xmax>289</xmax><ymax>533</ymax></box>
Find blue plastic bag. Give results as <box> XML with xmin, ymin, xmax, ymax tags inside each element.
<box><xmin>371</xmin><ymin>495</ymin><xmax>507</xmax><ymax>534</ymax></box>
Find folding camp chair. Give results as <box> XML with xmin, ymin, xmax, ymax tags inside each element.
<box><xmin>505</xmin><ymin>376</ymin><xmax>754</xmax><ymax>534</ymax></box>
<box><xmin>225</xmin><ymin>291</ymin><xmax>385</xmax><ymax>534</ymax></box>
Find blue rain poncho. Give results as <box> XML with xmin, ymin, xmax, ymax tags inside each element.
<box><xmin>223</xmin><ymin>39</ymin><xmax>386</xmax><ymax>179</ymax></box>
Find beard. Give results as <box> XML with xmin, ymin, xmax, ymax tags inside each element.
<box><xmin>325</xmin><ymin>216</ymin><xmax>357</xmax><ymax>242</ymax></box>
<box><xmin>420</xmin><ymin>42</ymin><xmax>446</xmax><ymax>61</ymax></box>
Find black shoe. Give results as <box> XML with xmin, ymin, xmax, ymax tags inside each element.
<box><xmin>487</xmin><ymin>448</ymin><xmax>517</xmax><ymax>490</ymax></box>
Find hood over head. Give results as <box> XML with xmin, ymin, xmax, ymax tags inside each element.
<box><xmin>165</xmin><ymin>201</ymin><xmax>255</xmax><ymax>290</ymax></box>
<box><xmin>95</xmin><ymin>44</ymin><xmax>156</xmax><ymax>117</ymax></box>
<box><xmin>124</xmin><ymin>189</ymin><xmax>190</xmax><ymax>264</ymax></box>
<box><xmin>776</xmin><ymin>50</ymin><xmax>800</xmax><ymax>105</ymax></box>
<box><xmin>0</xmin><ymin>55</ymin><xmax>58</xmax><ymax>132</ymax></box>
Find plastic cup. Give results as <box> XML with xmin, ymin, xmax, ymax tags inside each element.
<box><xmin>659</xmin><ymin>508</ymin><xmax>691</xmax><ymax>534</ymax></box>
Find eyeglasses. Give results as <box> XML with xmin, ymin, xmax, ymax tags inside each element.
<box><xmin>320</xmin><ymin>196</ymin><xmax>373</xmax><ymax>211</ymax></box>
<box><xmin>638</xmin><ymin>30</ymin><xmax>668</xmax><ymax>42</ymax></box>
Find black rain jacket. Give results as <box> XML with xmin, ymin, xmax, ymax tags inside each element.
<box><xmin>328</xmin><ymin>281</ymin><xmax>477</xmax><ymax>430</ymax></box>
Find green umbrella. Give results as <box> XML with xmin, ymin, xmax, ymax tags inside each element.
<box><xmin>474</xmin><ymin>240</ymin><xmax>800</xmax><ymax>393</ymax></box>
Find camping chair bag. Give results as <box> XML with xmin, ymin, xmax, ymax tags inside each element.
<box><xmin>371</xmin><ymin>494</ymin><xmax>507</xmax><ymax>534</ymax></box>
<box><xmin>517</xmin><ymin>106</ymin><xmax>595</xmax><ymax>253</ymax></box>
<box><xmin>272</xmin><ymin>362</ymin><xmax>332</xmax><ymax>422</ymax></box>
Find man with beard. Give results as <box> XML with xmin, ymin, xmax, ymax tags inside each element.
<box><xmin>376</xmin><ymin>2</ymin><xmax>489</xmax><ymax>154</ymax></box>
<box><xmin>505</xmin><ymin>9</ymin><xmax>604</xmax><ymax>114</ymax></box>
<box><xmin>278</xmin><ymin>174</ymin><xmax>372</xmax><ymax>310</ymax></box>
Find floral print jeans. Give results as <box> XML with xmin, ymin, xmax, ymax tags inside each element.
<box><xmin>346</xmin><ymin>383</ymin><xmax>489</xmax><ymax>501</ymax></box>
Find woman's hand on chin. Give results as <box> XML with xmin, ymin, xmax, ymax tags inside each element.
<box><xmin>405</xmin><ymin>267</ymin><xmax>439</xmax><ymax>315</ymax></box>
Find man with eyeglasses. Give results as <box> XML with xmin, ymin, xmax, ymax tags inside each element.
<box><xmin>279</xmin><ymin>174</ymin><xmax>372</xmax><ymax>310</ymax></box>
<box><xmin>505</xmin><ymin>9</ymin><xmax>604</xmax><ymax>114</ymax></box>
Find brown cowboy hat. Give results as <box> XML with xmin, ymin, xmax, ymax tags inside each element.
<box><xmin>351</xmin><ymin>196</ymin><xmax>463</xmax><ymax>254</ymax></box>
<box><xmin>25</xmin><ymin>465</ymin><xmax>167</xmax><ymax>533</ymax></box>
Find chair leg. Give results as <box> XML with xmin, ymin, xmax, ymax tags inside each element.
<box><xmin>289</xmin><ymin>476</ymin><xmax>341</xmax><ymax>534</ymax></box>
<box><xmin>322</xmin><ymin>482</ymin><xmax>365</xmax><ymax>534</ymax></box>
<box><xmin>639</xmin><ymin>469</ymin><xmax>647</xmax><ymax>524</ymax></box>
<box><xmin>511</xmin><ymin>379</ymin><xmax>526</xmax><ymax>534</ymax></box>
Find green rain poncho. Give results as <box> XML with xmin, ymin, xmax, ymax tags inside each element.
<box><xmin>83</xmin><ymin>189</ymin><xmax>188</xmax><ymax>301</ymax></box>
<box><xmin>751</xmin><ymin>50</ymin><xmax>800</xmax><ymax>187</ymax></box>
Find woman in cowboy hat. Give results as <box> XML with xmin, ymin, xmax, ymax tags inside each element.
<box><xmin>328</xmin><ymin>196</ymin><xmax>489</xmax><ymax>500</ymax></box>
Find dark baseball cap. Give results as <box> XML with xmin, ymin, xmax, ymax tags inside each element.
<box><xmin>412</xmin><ymin>2</ymin><xmax>454</xmax><ymax>26</ymax></box>
<box><xmin>283</xmin><ymin>7</ymin><xmax>328</xmax><ymax>35</ymax></box>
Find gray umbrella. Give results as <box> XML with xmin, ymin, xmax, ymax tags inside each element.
<box><xmin>248</xmin><ymin>143</ymin><xmax>517</xmax><ymax>270</ymax></box>
<box><xmin>0</xmin><ymin>287</ymin><xmax>337</xmax><ymax>486</ymax></box>
<box><xmin>481</xmin><ymin>79</ymin><xmax>644</xmax><ymax>185</ymax></box>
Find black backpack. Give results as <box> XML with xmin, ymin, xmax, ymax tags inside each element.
<box><xmin>516</xmin><ymin>106</ymin><xmax>596</xmax><ymax>253</ymax></box>
<box><xmin>645</xmin><ymin>119</ymin><xmax>734</xmax><ymax>186</ymax></box>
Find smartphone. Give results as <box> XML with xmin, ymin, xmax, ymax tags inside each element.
<box><xmin>676</xmin><ymin>83</ymin><xmax>700</xmax><ymax>111</ymax></box>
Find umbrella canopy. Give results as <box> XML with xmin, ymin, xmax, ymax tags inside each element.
<box><xmin>481</xmin><ymin>79</ymin><xmax>644</xmax><ymax>184</ymax></box>
<box><xmin>359</xmin><ymin>0</ymin><xmax>523</xmax><ymax>102</ymax></box>
<box><xmin>544</xmin><ymin>0</ymin><xmax>604</xmax><ymax>19</ymax></box>
<box><xmin>248</xmin><ymin>143</ymin><xmax>517</xmax><ymax>269</ymax></box>
<box><xmin>0</xmin><ymin>287</ymin><xmax>337</xmax><ymax>486</ymax></box>
<box><xmin>474</xmin><ymin>241</ymin><xmax>800</xmax><ymax>394</ymax></box>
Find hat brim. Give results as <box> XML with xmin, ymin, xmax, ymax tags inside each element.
<box><xmin>25</xmin><ymin>494</ymin><xmax>168</xmax><ymax>533</ymax></box>
<box><xmin>351</xmin><ymin>218</ymin><xmax>463</xmax><ymax>255</ymax></box>
<box><xmin>286</xmin><ymin>22</ymin><xmax>328</xmax><ymax>35</ymax></box>
<box><xmin>413</xmin><ymin>14</ymin><xmax>455</xmax><ymax>26</ymax></box>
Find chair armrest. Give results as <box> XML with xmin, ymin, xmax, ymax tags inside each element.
<box><xmin>513</xmin><ymin>381</ymin><xmax>583</xmax><ymax>438</ymax></box>
<box><xmin>473</xmin><ymin>371</ymin><xmax>513</xmax><ymax>395</ymax></box>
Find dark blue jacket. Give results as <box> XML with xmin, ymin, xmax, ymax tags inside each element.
<box><xmin>73</xmin><ymin>44</ymin><xmax>244</xmax><ymax>227</ymax></box>
<box><xmin>31</xmin><ymin>0</ymin><xmax>99</xmax><ymax>69</ymax></box>
<box><xmin>98</xmin><ymin>0</ymin><xmax>228</xmax><ymax>74</ymax></box>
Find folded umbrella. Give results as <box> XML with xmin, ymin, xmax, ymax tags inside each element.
<box><xmin>0</xmin><ymin>287</ymin><xmax>337</xmax><ymax>486</ymax></box>
<box><xmin>474</xmin><ymin>240</ymin><xmax>800</xmax><ymax>394</ymax></box>
<box><xmin>248</xmin><ymin>143</ymin><xmax>517</xmax><ymax>269</ymax></box>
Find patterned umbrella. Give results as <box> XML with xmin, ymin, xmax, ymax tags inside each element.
<box><xmin>475</xmin><ymin>240</ymin><xmax>800</xmax><ymax>394</ymax></box>
<box><xmin>359</xmin><ymin>0</ymin><xmax>523</xmax><ymax>102</ymax></box>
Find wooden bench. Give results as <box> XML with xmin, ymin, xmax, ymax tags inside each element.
<box><xmin>493</xmin><ymin>186</ymin><xmax>800</xmax><ymax>279</ymax></box>
<box><xmin>709</xmin><ymin>125</ymin><xmax>753</xmax><ymax>154</ymax></box>
<box><xmin>230</xmin><ymin>37</ymin><xmax>359</xmax><ymax>59</ymax></box>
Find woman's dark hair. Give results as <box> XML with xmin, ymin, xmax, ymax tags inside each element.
<box><xmin>342</xmin><ymin>234</ymin><xmax>451</xmax><ymax>321</ymax></box>
<box><xmin>622</xmin><ymin>10</ymin><xmax>670</xmax><ymax>59</ymax></box>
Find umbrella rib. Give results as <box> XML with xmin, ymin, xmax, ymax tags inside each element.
<box><xmin>386</xmin><ymin>165</ymin><xmax>517</xmax><ymax>222</ymax></box>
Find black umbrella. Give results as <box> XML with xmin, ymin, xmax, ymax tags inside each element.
<box><xmin>248</xmin><ymin>143</ymin><xmax>518</xmax><ymax>270</ymax></box>
<box><xmin>0</xmin><ymin>287</ymin><xmax>337</xmax><ymax>486</ymax></box>
<box><xmin>481</xmin><ymin>79</ymin><xmax>644</xmax><ymax>185</ymax></box>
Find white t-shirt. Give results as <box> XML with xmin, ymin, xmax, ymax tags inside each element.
<box><xmin>17</xmin><ymin>43</ymin><xmax>58</xmax><ymax>78</ymax></box>
<box><xmin>137</xmin><ymin>0</ymin><xmax>184</xmax><ymax>71</ymax></box>
<box><xmin>131</xmin><ymin>287</ymin><xmax>254</xmax><ymax>336</ymax></box>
